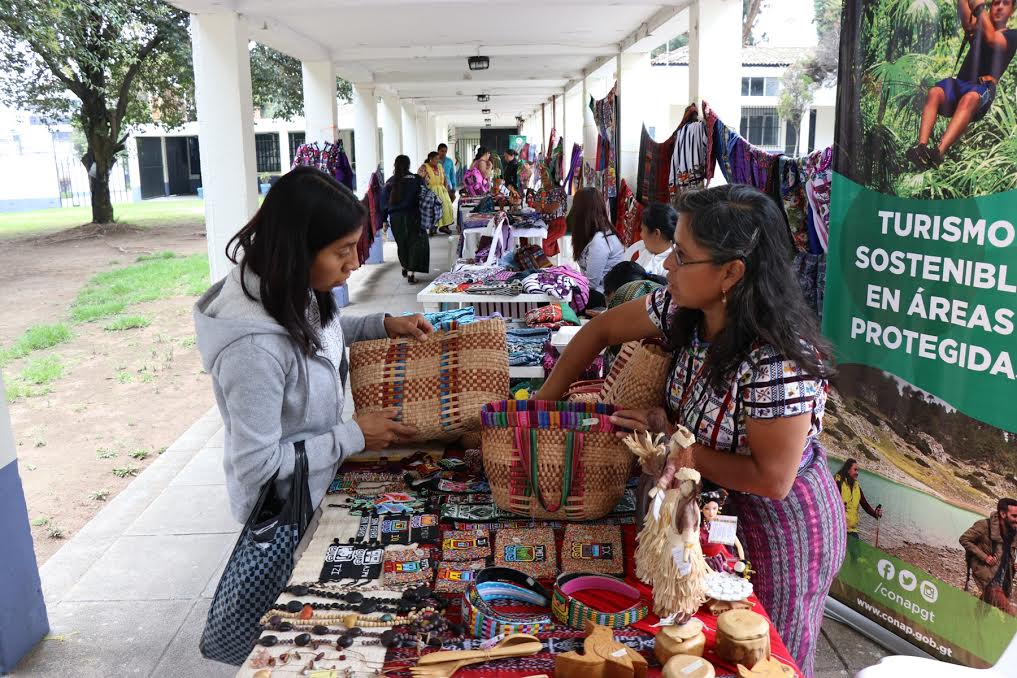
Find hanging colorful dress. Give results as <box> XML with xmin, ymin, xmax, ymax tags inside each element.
<box><xmin>420</xmin><ymin>163</ymin><xmax>454</xmax><ymax>230</ymax></box>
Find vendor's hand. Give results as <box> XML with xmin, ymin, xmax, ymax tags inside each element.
<box><xmin>610</xmin><ymin>407</ymin><xmax>672</xmax><ymax>438</ymax></box>
<box><xmin>875</xmin><ymin>507</ymin><xmax>884</xmax><ymax>519</ymax></box>
<box><xmin>384</xmin><ymin>314</ymin><xmax>433</xmax><ymax>341</ymax></box>
<box><xmin>986</xmin><ymin>554</ymin><xmax>999</xmax><ymax>567</ymax></box>
<box><xmin>355</xmin><ymin>409</ymin><xmax>418</xmax><ymax>450</ymax></box>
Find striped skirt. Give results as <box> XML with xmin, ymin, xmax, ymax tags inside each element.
<box><xmin>728</xmin><ymin>443</ymin><xmax>846</xmax><ymax>678</ymax></box>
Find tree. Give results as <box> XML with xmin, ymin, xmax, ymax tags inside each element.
<box><xmin>0</xmin><ymin>1</ymin><xmax>191</xmax><ymax>224</ymax></box>
<box><xmin>250</xmin><ymin>44</ymin><xmax>352</xmax><ymax>120</ymax></box>
<box><xmin>743</xmin><ymin>0</ymin><xmax>767</xmax><ymax>46</ymax></box>
<box><xmin>777</xmin><ymin>61</ymin><xmax>814</xmax><ymax>155</ymax></box>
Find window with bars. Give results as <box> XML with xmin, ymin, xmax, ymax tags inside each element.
<box><xmin>288</xmin><ymin>132</ymin><xmax>305</xmax><ymax>164</ymax></box>
<box><xmin>255</xmin><ymin>133</ymin><xmax>281</xmax><ymax>173</ymax></box>
<box><xmin>739</xmin><ymin>107</ymin><xmax>781</xmax><ymax>148</ymax></box>
<box><xmin>740</xmin><ymin>76</ymin><xmax>781</xmax><ymax>97</ymax></box>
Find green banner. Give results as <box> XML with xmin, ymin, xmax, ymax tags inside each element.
<box><xmin>826</xmin><ymin>0</ymin><xmax>1017</xmax><ymax>667</ymax></box>
<box><xmin>824</xmin><ymin>178</ymin><xmax>1016</xmax><ymax>431</ymax></box>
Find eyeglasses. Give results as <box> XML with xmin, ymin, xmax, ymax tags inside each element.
<box><xmin>668</xmin><ymin>247</ymin><xmax>715</xmax><ymax>267</ymax></box>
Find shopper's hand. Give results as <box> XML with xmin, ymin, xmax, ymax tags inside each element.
<box><xmin>875</xmin><ymin>507</ymin><xmax>884</xmax><ymax>519</ymax></box>
<box><xmin>610</xmin><ymin>407</ymin><xmax>672</xmax><ymax>438</ymax></box>
<box><xmin>986</xmin><ymin>554</ymin><xmax>999</xmax><ymax>566</ymax></box>
<box><xmin>355</xmin><ymin>409</ymin><xmax>418</xmax><ymax>450</ymax></box>
<box><xmin>384</xmin><ymin>314</ymin><xmax>433</xmax><ymax>341</ymax></box>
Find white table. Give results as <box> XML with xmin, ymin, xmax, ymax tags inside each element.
<box><xmin>416</xmin><ymin>281</ymin><xmax>556</xmax><ymax>320</ymax></box>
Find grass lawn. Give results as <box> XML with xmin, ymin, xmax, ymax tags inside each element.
<box><xmin>0</xmin><ymin>198</ymin><xmax>205</xmax><ymax>239</ymax></box>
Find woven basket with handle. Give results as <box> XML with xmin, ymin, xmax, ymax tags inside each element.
<box><xmin>566</xmin><ymin>340</ymin><xmax>670</xmax><ymax>410</ymax></box>
<box><xmin>481</xmin><ymin>400</ymin><xmax>633</xmax><ymax>521</ymax></box>
<box><xmin>350</xmin><ymin>319</ymin><xmax>510</xmax><ymax>443</ymax></box>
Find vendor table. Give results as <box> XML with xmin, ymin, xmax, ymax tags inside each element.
<box><xmin>416</xmin><ymin>281</ymin><xmax>556</xmax><ymax>320</ymax></box>
<box><xmin>236</xmin><ymin>447</ymin><xmax>804</xmax><ymax>678</ymax></box>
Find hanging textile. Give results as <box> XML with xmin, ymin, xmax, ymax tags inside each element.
<box><xmin>563</xmin><ymin>143</ymin><xmax>583</xmax><ymax>194</ymax></box>
<box><xmin>357</xmin><ymin>170</ymin><xmax>383</xmax><ymax>265</ymax></box>
<box><xmin>614</xmin><ymin>179</ymin><xmax>643</xmax><ymax>248</ymax></box>
<box><xmin>803</xmin><ymin>147</ymin><xmax>833</xmax><ymax>253</ymax></box>
<box><xmin>590</xmin><ymin>84</ymin><xmax>619</xmax><ymax>198</ymax></box>
<box><xmin>291</xmin><ymin>141</ymin><xmax>354</xmax><ymax>189</ymax></box>
<box><xmin>635</xmin><ymin>125</ymin><xmax>678</xmax><ymax>205</ymax></box>
<box><xmin>669</xmin><ymin>120</ymin><xmax>707</xmax><ymax>199</ymax></box>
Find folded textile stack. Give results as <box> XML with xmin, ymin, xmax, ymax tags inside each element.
<box><xmin>521</xmin><ymin>266</ymin><xmax>591</xmax><ymax>313</ymax></box>
<box><xmin>507</xmin><ymin>327</ymin><xmax>552</xmax><ymax>366</ymax></box>
<box><xmin>525</xmin><ymin>303</ymin><xmax>580</xmax><ymax>330</ymax></box>
<box><xmin>414</xmin><ymin>306</ymin><xmax>475</xmax><ymax>331</ymax></box>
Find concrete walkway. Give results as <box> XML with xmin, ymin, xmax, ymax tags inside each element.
<box><xmin>11</xmin><ymin>233</ymin><xmax>889</xmax><ymax>677</ymax></box>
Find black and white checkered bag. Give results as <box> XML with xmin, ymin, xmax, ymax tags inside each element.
<box><xmin>199</xmin><ymin>442</ymin><xmax>313</xmax><ymax>665</ymax></box>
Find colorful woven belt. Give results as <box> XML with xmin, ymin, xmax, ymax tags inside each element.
<box><xmin>551</xmin><ymin>572</ymin><xmax>649</xmax><ymax>630</ymax></box>
<box><xmin>462</xmin><ymin>566</ymin><xmax>554</xmax><ymax>638</ymax></box>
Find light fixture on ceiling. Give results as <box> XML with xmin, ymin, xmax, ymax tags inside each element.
<box><xmin>468</xmin><ymin>56</ymin><xmax>490</xmax><ymax>71</ymax></box>
<box><xmin>481</xmin><ymin>108</ymin><xmax>490</xmax><ymax>114</ymax></box>
<box><xmin>477</xmin><ymin>94</ymin><xmax>490</xmax><ymax>103</ymax></box>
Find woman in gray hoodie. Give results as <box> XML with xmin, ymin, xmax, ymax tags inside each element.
<box><xmin>194</xmin><ymin>167</ymin><xmax>433</xmax><ymax>522</ymax></box>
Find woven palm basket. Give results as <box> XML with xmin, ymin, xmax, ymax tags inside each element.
<box><xmin>481</xmin><ymin>400</ymin><xmax>634</xmax><ymax>521</ymax></box>
<box><xmin>350</xmin><ymin>319</ymin><xmax>510</xmax><ymax>443</ymax></box>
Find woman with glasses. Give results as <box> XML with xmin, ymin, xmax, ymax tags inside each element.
<box><xmin>535</xmin><ymin>184</ymin><xmax>844</xmax><ymax>678</ymax></box>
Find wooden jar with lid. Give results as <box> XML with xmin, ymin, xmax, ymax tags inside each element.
<box><xmin>715</xmin><ymin>609</ymin><xmax>770</xmax><ymax>669</ymax></box>
<box><xmin>654</xmin><ymin>618</ymin><xmax>706</xmax><ymax>664</ymax></box>
<box><xmin>662</xmin><ymin>655</ymin><xmax>716</xmax><ymax>678</ymax></box>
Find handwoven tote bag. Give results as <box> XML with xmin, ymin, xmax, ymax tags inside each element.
<box><xmin>566</xmin><ymin>340</ymin><xmax>670</xmax><ymax>410</ymax></box>
<box><xmin>350</xmin><ymin>319</ymin><xmax>510</xmax><ymax>442</ymax></box>
<box><xmin>481</xmin><ymin>400</ymin><xmax>633</xmax><ymax>521</ymax></box>
<box><xmin>200</xmin><ymin>442</ymin><xmax>313</xmax><ymax>665</ymax></box>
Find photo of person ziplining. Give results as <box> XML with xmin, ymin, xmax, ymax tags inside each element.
<box><xmin>906</xmin><ymin>0</ymin><xmax>1017</xmax><ymax>169</ymax></box>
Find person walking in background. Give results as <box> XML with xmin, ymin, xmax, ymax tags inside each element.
<box><xmin>437</xmin><ymin>143</ymin><xmax>456</xmax><ymax>194</ymax></box>
<box><xmin>418</xmin><ymin>151</ymin><xmax>454</xmax><ymax>235</ymax></box>
<box><xmin>382</xmin><ymin>155</ymin><xmax>429</xmax><ymax>284</ymax></box>
<box><xmin>834</xmin><ymin>458</ymin><xmax>883</xmax><ymax>539</ymax></box>
<box><xmin>961</xmin><ymin>497</ymin><xmax>1017</xmax><ymax>614</ymax></box>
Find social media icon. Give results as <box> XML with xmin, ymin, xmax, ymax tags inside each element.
<box><xmin>899</xmin><ymin>570</ymin><xmax>918</xmax><ymax>592</ymax></box>
<box><xmin>920</xmin><ymin>580</ymin><xmax>939</xmax><ymax>604</ymax></box>
<box><xmin>877</xmin><ymin>559</ymin><xmax>895</xmax><ymax>581</ymax></box>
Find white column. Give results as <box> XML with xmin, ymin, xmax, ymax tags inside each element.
<box><xmin>379</xmin><ymin>90</ymin><xmax>402</xmax><ymax>174</ymax></box>
<box><xmin>278</xmin><ymin>130</ymin><xmax>291</xmax><ymax>170</ymax></box>
<box><xmin>400</xmin><ymin>101</ymin><xmax>417</xmax><ymax>165</ymax></box>
<box><xmin>302</xmin><ymin>60</ymin><xmax>338</xmax><ymax>146</ymax></box>
<box><xmin>554</xmin><ymin>94</ymin><xmax>565</xmax><ymax>138</ymax></box>
<box><xmin>159</xmin><ymin>136</ymin><xmax>170</xmax><ymax>195</ymax></box>
<box><xmin>127</xmin><ymin>136</ymin><xmax>142</xmax><ymax>201</ymax></box>
<box><xmin>583</xmin><ymin>75</ymin><xmax>596</xmax><ymax>170</ymax></box>
<box><xmin>688</xmin><ymin>0</ymin><xmax>741</xmax><ymax>125</ymax></box>
<box><xmin>415</xmin><ymin>108</ymin><xmax>428</xmax><ymax>163</ymax></box>
<box><xmin>426</xmin><ymin>114</ymin><xmax>437</xmax><ymax>152</ymax></box>
<box><xmin>618</xmin><ymin>51</ymin><xmax>651</xmax><ymax>190</ymax></box>
<box><xmin>352</xmin><ymin>83</ymin><xmax>379</xmax><ymax>196</ymax></box>
<box><xmin>191</xmin><ymin>12</ymin><xmax>258</xmax><ymax>282</ymax></box>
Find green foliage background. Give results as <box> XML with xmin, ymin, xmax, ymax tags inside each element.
<box><xmin>857</xmin><ymin>0</ymin><xmax>1017</xmax><ymax>198</ymax></box>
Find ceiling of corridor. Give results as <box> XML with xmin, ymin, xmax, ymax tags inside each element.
<box><xmin>170</xmin><ymin>0</ymin><xmax>692</xmax><ymax>126</ymax></box>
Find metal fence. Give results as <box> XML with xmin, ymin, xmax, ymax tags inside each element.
<box><xmin>55</xmin><ymin>155</ymin><xmax>132</xmax><ymax>208</ymax></box>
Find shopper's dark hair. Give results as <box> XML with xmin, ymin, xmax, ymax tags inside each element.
<box><xmin>604</xmin><ymin>260</ymin><xmax>666</xmax><ymax>297</ymax></box>
<box><xmin>998</xmin><ymin>498</ymin><xmax>1017</xmax><ymax>513</ymax></box>
<box><xmin>505</xmin><ymin>148</ymin><xmax>518</xmax><ymax>158</ymax></box>
<box><xmin>226</xmin><ymin>166</ymin><xmax>366</xmax><ymax>356</ymax></box>
<box><xmin>642</xmin><ymin>202</ymin><xmax>678</xmax><ymax>241</ymax></box>
<box><xmin>389</xmin><ymin>154</ymin><xmax>413</xmax><ymax>204</ymax></box>
<box><xmin>473</xmin><ymin>146</ymin><xmax>489</xmax><ymax>162</ymax></box>
<box><xmin>836</xmin><ymin>458</ymin><xmax>858</xmax><ymax>486</ymax></box>
<box><xmin>668</xmin><ymin>184</ymin><xmax>833</xmax><ymax>388</ymax></box>
<box><xmin>569</xmin><ymin>187</ymin><xmax>616</xmax><ymax>258</ymax></box>
<box><xmin>426</xmin><ymin>151</ymin><xmax>439</xmax><ymax>162</ymax></box>
<box><xmin>437</xmin><ymin>143</ymin><xmax>448</xmax><ymax>151</ymax></box>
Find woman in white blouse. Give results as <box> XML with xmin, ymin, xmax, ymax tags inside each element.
<box><xmin>568</xmin><ymin>187</ymin><xmax>625</xmax><ymax>305</ymax></box>
<box><xmin>623</xmin><ymin>202</ymin><xmax>676</xmax><ymax>276</ymax></box>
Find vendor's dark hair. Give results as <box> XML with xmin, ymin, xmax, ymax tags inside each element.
<box><xmin>426</xmin><ymin>151</ymin><xmax>439</xmax><ymax>162</ymax></box>
<box><xmin>505</xmin><ymin>148</ymin><xmax>518</xmax><ymax>157</ymax></box>
<box><xmin>569</xmin><ymin>187</ymin><xmax>616</xmax><ymax>258</ymax></box>
<box><xmin>604</xmin><ymin>261</ymin><xmax>666</xmax><ymax>297</ymax></box>
<box><xmin>389</xmin><ymin>154</ymin><xmax>413</xmax><ymax>204</ymax></box>
<box><xmin>227</xmin><ymin>166</ymin><xmax>367</xmax><ymax>356</ymax></box>
<box><xmin>669</xmin><ymin>184</ymin><xmax>832</xmax><ymax>388</ymax></box>
<box><xmin>998</xmin><ymin>498</ymin><xmax>1017</xmax><ymax>513</ymax></box>
<box><xmin>437</xmin><ymin>143</ymin><xmax>448</xmax><ymax>151</ymax></box>
<box><xmin>642</xmin><ymin>202</ymin><xmax>678</xmax><ymax>241</ymax></box>
<box><xmin>473</xmin><ymin>146</ymin><xmax>490</xmax><ymax>161</ymax></box>
<box><xmin>836</xmin><ymin>458</ymin><xmax>858</xmax><ymax>487</ymax></box>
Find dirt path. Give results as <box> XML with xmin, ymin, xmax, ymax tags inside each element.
<box><xmin>0</xmin><ymin>222</ymin><xmax>215</xmax><ymax>564</ymax></box>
